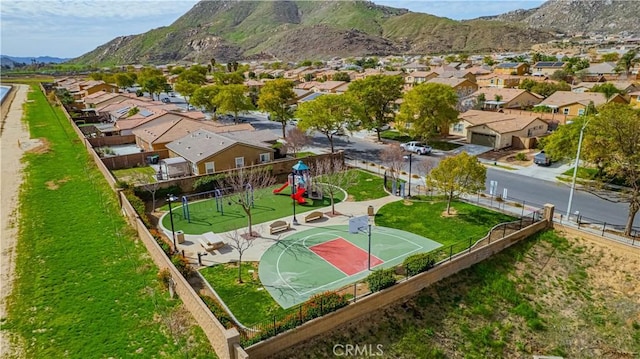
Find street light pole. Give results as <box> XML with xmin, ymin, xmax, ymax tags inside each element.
<box><xmin>291</xmin><ymin>172</ymin><xmax>298</xmax><ymax>225</ymax></box>
<box><xmin>167</xmin><ymin>194</ymin><xmax>177</xmax><ymax>253</ymax></box>
<box><xmin>407</xmin><ymin>153</ymin><xmax>412</xmax><ymax>197</ymax></box>
<box><xmin>566</xmin><ymin>119</ymin><xmax>589</xmax><ymax>221</ymax></box>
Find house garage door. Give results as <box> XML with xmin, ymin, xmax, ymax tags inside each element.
<box><xmin>470</xmin><ymin>132</ymin><xmax>496</xmax><ymax>148</ymax></box>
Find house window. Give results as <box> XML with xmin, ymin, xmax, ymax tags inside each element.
<box><xmin>453</xmin><ymin>123</ymin><xmax>464</xmax><ymax>132</ymax></box>
<box><xmin>259</xmin><ymin>153</ymin><xmax>270</xmax><ymax>163</ymax></box>
<box><xmin>235</xmin><ymin>157</ymin><xmax>245</xmax><ymax>168</ymax></box>
<box><xmin>578</xmin><ymin>108</ymin><xmax>585</xmax><ymax>116</ymax></box>
<box><xmin>563</xmin><ymin>108</ymin><xmax>569</xmax><ymax>115</ymax></box>
<box><xmin>490</xmin><ymin>79</ymin><xmax>494</xmax><ymax>84</ymax></box>
<box><xmin>205</xmin><ymin>161</ymin><xmax>215</xmax><ymax>174</ymax></box>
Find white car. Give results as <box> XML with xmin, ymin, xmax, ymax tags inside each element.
<box><xmin>400</xmin><ymin>141</ymin><xmax>432</xmax><ymax>155</ymax></box>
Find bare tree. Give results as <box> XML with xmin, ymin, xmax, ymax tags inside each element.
<box><xmin>225</xmin><ymin>229</ymin><xmax>254</xmax><ymax>283</ymax></box>
<box><xmin>225</xmin><ymin>166</ymin><xmax>275</xmax><ymax>235</ymax></box>
<box><xmin>283</xmin><ymin>127</ymin><xmax>310</xmax><ymax>157</ymax></box>
<box><xmin>311</xmin><ymin>157</ymin><xmax>357</xmax><ymax>215</ymax></box>
<box><xmin>416</xmin><ymin>157</ymin><xmax>438</xmax><ymax>196</ymax></box>
<box><xmin>133</xmin><ymin>172</ymin><xmax>160</xmax><ymax>211</ymax></box>
<box><xmin>381</xmin><ymin>143</ymin><xmax>405</xmax><ymax>183</ymax></box>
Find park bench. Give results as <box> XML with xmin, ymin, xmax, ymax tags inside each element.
<box><xmin>269</xmin><ymin>220</ymin><xmax>290</xmax><ymax>235</ymax></box>
<box><xmin>200</xmin><ymin>232</ymin><xmax>225</xmax><ymax>252</ymax></box>
<box><xmin>304</xmin><ymin>211</ymin><xmax>324</xmax><ymax>223</ymax></box>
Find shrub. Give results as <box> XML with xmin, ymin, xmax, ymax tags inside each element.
<box><xmin>303</xmin><ymin>291</ymin><xmax>349</xmax><ymax>319</ymax></box>
<box><xmin>193</xmin><ymin>174</ymin><xmax>226</xmax><ymax>192</ymax></box>
<box><xmin>157</xmin><ymin>268</ymin><xmax>172</xmax><ymax>289</ymax></box>
<box><xmin>403</xmin><ymin>253</ymin><xmax>436</xmax><ymax>277</ymax></box>
<box><xmin>366</xmin><ymin>268</ymin><xmax>396</xmax><ymax>292</ymax></box>
<box><xmin>134</xmin><ymin>184</ymin><xmax>182</xmax><ymax>201</ymax></box>
<box><xmin>123</xmin><ymin>189</ymin><xmax>151</xmax><ymax>228</ymax></box>
<box><xmin>171</xmin><ymin>254</ymin><xmax>195</xmax><ymax>279</ymax></box>
<box><xmin>199</xmin><ymin>295</ymin><xmax>235</xmax><ymax>329</ymax></box>
<box><xmin>515</xmin><ymin>153</ymin><xmax>527</xmax><ymax>161</ymax></box>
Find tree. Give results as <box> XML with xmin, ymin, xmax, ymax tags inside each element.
<box><xmin>296</xmin><ymin>94</ymin><xmax>356</xmax><ymax>153</ymax></box>
<box><xmin>299</xmin><ymin>60</ymin><xmax>312</xmax><ymax>67</ymax></box>
<box><xmin>225</xmin><ymin>167</ymin><xmax>275</xmax><ymax>236</ymax></box>
<box><xmin>215</xmin><ymin>84</ymin><xmax>254</xmax><ymax>123</ymax></box>
<box><xmin>213</xmin><ymin>72</ymin><xmax>244</xmax><ymax>85</ymax></box>
<box><xmin>483</xmin><ymin>56</ymin><xmax>495</xmax><ymax>66</ymax></box>
<box><xmin>543</xmin><ymin>103</ymin><xmax>640</xmax><ymax>236</ymax></box>
<box><xmin>444</xmin><ymin>55</ymin><xmax>457</xmax><ymax>64</ymax></box>
<box><xmin>494</xmin><ymin>94</ymin><xmax>503</xmax><ymax>110</ymax></box>
<box><xmin>132</xmin><ymin>173</ymin><xmax>160</xmax><ymax>212</ymax></box>
<box><xmin>283</xmin><ymin>127</ymin><xmax>310</xmax><ymax>157</ymax></box>
<box><xmin>257</xmin><ymin>79</ymin><xmax>296</xmax><ymax>138</ymax></box>
<box><xmin>616</xmin><ymin>50</ymin><xmax>638</xmax><ymax>77</ymax></box>
<box><xmin>138</xmin><ymin>67</ymin><xmax>166</xmax><ymax>100</ymax></box>
<box><xmin>346</xmin><ymin>75</ymin><xmax>404</xmax><ymax>141</ymax></box>
<box><xmin>380</xmin><ymin>144</ymin><xmax>405</xmax><ymax>183</ymax></box>
<box><xmin>311</xmin><ymin>157</ymin><xmax>356</xmax><ymax>215</ymax></box>
<box><xmin>332</xmin><ymin>72</ymin><xmax>351</xmax><ymax>82</ymax></box>
<box><xmin>590</xmin><ymin>83</ymin><xmax>621</xmax><ymax>99</ymax></box>
<box><xmin>395</xmin><ymin>83</ymin><xmax>458</xmax><ymax>141</ymax></box>
<box><xmin>474</xmin><ymin>93</ymin><xmax>486</xmax><ymax>110</ymax></box>
<box><xmin>174</xmin><ymin>80</ymin><xmax>200</xmax><ymax>108</ymax></box>
<box><xmin>530</xmin><ymin>81</ymin><xmax>571</xmax><ymax>98</ymax></box>
<box><xmin>225</xmin><ymin>229</ymin><xmax>254</xmax><ymax>283</ymax></box>
<box><xmin>550</xmin><ymin>70</ymin><xmax>569</xmax><ymax>82</ymax></box>
<box><xmin>428</xmin><ymin>152</ymin><xmax>486</xmax><ymax>214</ymax></box>
<box><xmin>519</xmin><ymin>78</ymin><xmax>537</xmax><ymax>92</ymax></box>
<box><xmin>177</xmin><ymin>66</ymin><xmax>207</xmax><ymax>85</ymax></box>
<box><xmin>191</xmin><ymin>85</ymin><xmax>220</xmax><ymax>113</ymax></box>
<box><xmin>601</xmin><ymin>52</ymin><xmax>620</xmax><ymax>62</ymax></box>
<box><xmin>115</xmin><ymin>72</ymin><xmax>135</xmax><ymax>90</ymax></box>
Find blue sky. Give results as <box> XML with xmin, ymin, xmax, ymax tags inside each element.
<box><xmin>1</xmin><ymin>0</ymin><xmax>544</xmax><ymax>58</ymax></box>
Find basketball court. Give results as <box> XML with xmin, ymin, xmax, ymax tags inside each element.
<box><xmin>258</xmin><ymin>224</ymin><xmax>442</xmax><ymax>308</ymax></box>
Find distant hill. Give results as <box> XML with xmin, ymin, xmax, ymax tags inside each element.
<box><xmin>72</xmin><ymin>0</ymin><xmax>553</xmax><ymax>65</ymax></box>
<box><xmin>483</xmin><ymin>0</ymin><xmax>640</xmax><ymax>35</ymax></box>
<box><xmin>1</xmin><ymin>55</ymin><xmax>70</xmax><ymax>65</ymax></box>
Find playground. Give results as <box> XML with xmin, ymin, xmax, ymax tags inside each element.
<box><xmin>258</xmin><ymin>225</ymin><xmax>442</xmax><ymax>308</ymax></box>
<box><xmin>161</xmin><ymin>161</ymin><xmax>345</xmax><ymax>234</ymax></box>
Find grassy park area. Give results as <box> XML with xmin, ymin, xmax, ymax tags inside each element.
<box><xmin>1</xmin><ymin>85</ymin><xmax>214</xmax><ymax>358</ymax></box>
<box><xmin>341</xmin><ymin>169</ymin><xmax>388</xmax><ymax>201</ymax></box>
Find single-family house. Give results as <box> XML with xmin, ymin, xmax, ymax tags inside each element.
<box><xmin>494</xmin><ymin>62</ymin><xmax>530</xmax><ymax>76</ymax></box>
<box><xmin>426</xmin><ymin>77</ymin><xmax>478</xmax><ymax>98</ymax></box>
<box><xmin>531</xmin><ymin>62</ymin><xmax>565</xmax><ymax>76</ymax></box>
<box><xmin>404</xmin><ymin>71</ymin><xmax>439</xmax><ymax>89</ymax></box>
<box><xmin>438</xmin><ymin>70</ymin><xmax>477</xmax><ymax>83</ymax></box>
<box><xmin>132</xmin><ymin>117</ymin><xmax>254</xmax><ymax>151</ymax></box>
<box><xmin>165</xmin><ymin>129</ymin><xmax>275</xmax><ymax>175</ymax></box>
<box><xmin>451</xmin><ymin>110</ymin><xmax>548</xmax><ymax>149</ymax></box>
<box><xmin>471</xmin><ymin>88</ymin><xmax>544</xmax><ymax>110</ymax></box>
<box><xmin>535</xmin><ymin>91</ymin><xmax>628</xmax><ymax>118</ymax></box>
<box><xmin>629</xmin><ymin>91</ymin><xmax>640</xmax><ymax>108</ymax></box>
<box><xmin>476</xmin><ymin>74</ymin><xmax>521</xmax><ymax>89</ymax></box>
<box><xmin>403</xmin><ymin>61</ymin><xmax>429</xmax><ymax>73</ymax></box>
<box><xmin>581</xmin><ymin>62</ymin><xmax>621</xmax><ymax>81</ymax></box>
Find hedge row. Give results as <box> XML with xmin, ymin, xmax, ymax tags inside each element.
<box><xmin>403</xmin><ymin>252</ymin><xmax>436</xmax><ymax>277</ymax></box>
<box><xmin>366</xmin><ymin>268</ymin><xmax>397</xmax><ymax>292</ymax></box>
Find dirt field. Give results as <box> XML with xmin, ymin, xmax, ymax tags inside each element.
<box><xmin>272</xmin><ymin>230</ymin><xmax>640</xmax><ymax>358</ymax></box>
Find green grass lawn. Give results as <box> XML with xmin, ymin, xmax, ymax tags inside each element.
<box><xmin>561</xmin><ymin>166</ymin><xmax>599</xmax><ymax>179</ymax></box>
<box><xmin>1</xmin><ymin>85</ymin><xmax>214</xmax><ymax>358</ymax></box>
<box><xmin>342</xmin><ymin>169</ymin><xmax>388</xmax><ymax>201</ymax></box>
<box><xmin>200</xmin><ymin>263</ymin><xmax>292</xmax><ymax>327</ymax></box>
<box><xmin>161</xmin><ymin>184</ymin><xmax>346</xmax><ymax>234</ymax></box>
<box><xmin>430</xmin><ymin>140</ymin><xmax>462</xmax><ymax>151</ymax></box>
<box><xmin>376</xmin><ymin>200</ymin><xmax>516</xmax><ymax>247</ymax></box>
<box><xmin>112</xmin><ymin>166</ymin><xmax>157</xmax><ymax>183</ymax></box>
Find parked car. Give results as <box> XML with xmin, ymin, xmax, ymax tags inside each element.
<box><xmin>534</xmin><ymin>151</ymin><xmax>552</xmax><ymax>166</ymax></box>
<box><xmin>400</xmin><ymin>141</ymin><xmax>432</xmax><ymax>155</ymax></box>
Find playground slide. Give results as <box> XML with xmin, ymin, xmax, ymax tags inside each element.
<box><xmin>273</xmin><ymin>182</ymin><xmax>289</xmax><ymax>194</ymax></box>
<box><xmin>291</xmin><ymin>187</ymin><xmax>306</xmax><ymax>204</ymax></box>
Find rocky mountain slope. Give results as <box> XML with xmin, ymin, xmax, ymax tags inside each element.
<box><xmin>486</xmin><ymin>0</ymin><xmax>639</xmax><ymax>35</ymax></box>
<box><xmin>73</xmin><ymin>0</ymin><xmax>634</xmax><ymax>66</ymax></box>
<box><xmin>73</xmin><ymin>0</ymin><xmax>554</xmax><ymax>65</ymax></box>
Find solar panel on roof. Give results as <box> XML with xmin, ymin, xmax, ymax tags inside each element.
<box><xmin>115</xmin><ymin>106</ymin><xmax>131</xmax><ymax>115</ymax></box>
<box><xmin>139</xmin><ymin>109</ymin><xmax>153</xmax><ymax>117</ymax></box>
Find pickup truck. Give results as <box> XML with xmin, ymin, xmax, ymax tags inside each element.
<box><xmin>533</xmin><ymin>151</ymin><xmax>552</xmax><ymax>166</ymax></box>
<box><xmin>400</xmin><ymin>141</ymin><xmax>432</xmax><ymax>155</ymax></box>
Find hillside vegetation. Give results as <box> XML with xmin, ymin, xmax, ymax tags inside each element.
<box><xmin>72</xmin><ymin>0</ymin><xmax>553</xmax><ymax>65</ymax></box>
<box><xmin>273</xmin><ymin>231</ymin><xmax>640</xmax><ymax>358</ymax></box>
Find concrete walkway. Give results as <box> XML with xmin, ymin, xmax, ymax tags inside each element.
<box><xmin>162</xmin><ymin>194</ymin><xmax>403</xmax><ymax>267</ymax></box>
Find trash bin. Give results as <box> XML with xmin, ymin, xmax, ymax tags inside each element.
<box><xmin>176</xmin><ymin>230</ymin><xmax>185</xmax><ymax>244</ymax></box>
<box><xmin>367</xmin><ymin>205</ymin><xmax>374</xmax><ymax>216</ymax></box>
<box><xmin>147</xmin><ymin>154</ymin><xmax>159</xmax><ymax>164</ymax></box>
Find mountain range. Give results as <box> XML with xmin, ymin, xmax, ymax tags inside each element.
<box><xmin>66</xmin><ymin>0</ymin><xmax>638</xmax><ymax>66</ymax></box>
<box><xmin>1</xmin><ymin>55</ymin><xmax>71</xmax><ymax>68</ymax></box>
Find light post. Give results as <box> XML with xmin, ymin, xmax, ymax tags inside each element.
<box><xmin>167</xmin><ymin>194</ymin><xmax>178</xmax><ymax>253</ymax></box>
<box><xmin>566</xmin><ymin>119</ymin><xmax>590</xmax><ymax>221</ymax></box>
<box><xmin>291</xmin><ymin>171</ymin><xmax>299</xmax><ymax>225</ymax></box>
<box><xmin>403</xmin><ymin>153</ymin><xmax>413</xmax><ymax>197</ymax></box>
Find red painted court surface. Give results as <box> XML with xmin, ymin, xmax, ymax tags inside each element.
<box><xmin>310</xmin><ymin>237</ymin><xmax>383</xmax><ymax>275</ymax></box>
